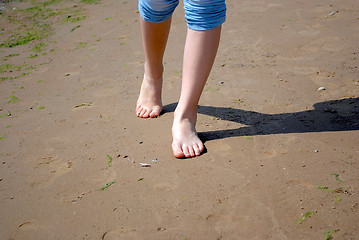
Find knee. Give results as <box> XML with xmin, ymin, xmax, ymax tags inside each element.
<box><xmin>184</xmin><ymin>0</ymin><xmax>226</xmax><ymax>31</ymax></box>
<box><xmin>139</xmin><ymin>0</ymin><xmax>179</xmax><ymax>23</ymax></box>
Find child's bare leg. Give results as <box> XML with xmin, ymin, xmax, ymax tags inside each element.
<box><xmin>136</xmin><ymin>17</ymin><xmax>172</xmax><ymax>118</ymax></box>
<box><xmin>172</xmin><ymin>25</ymin><xmax>222</xmax><ymax>158</ymax></box>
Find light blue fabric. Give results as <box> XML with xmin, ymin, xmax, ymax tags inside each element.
<box><xmin>139</xmin><ymin>0</ymin><xmax>179</xmax><ymax>23</ymax></box>
<box><xmin>184</xmin><ymin>0</ymin><xmax>226</xmax><ymax>30</ymax></box>
<box><xmin>138</xmin><ymin>0</ymin><xmax>226</xmax><ymax>31</ymax></box>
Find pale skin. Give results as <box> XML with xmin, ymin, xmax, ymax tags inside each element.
<box><xmin>136</xmin><ymin>16</ymin><xmax>222</xmax><ymax>158</ymax></box>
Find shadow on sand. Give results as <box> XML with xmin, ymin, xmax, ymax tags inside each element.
<box><xmin>163</xmin><ymin>97</ymin><xmax>359</xmax><ymax>142</ymax></box>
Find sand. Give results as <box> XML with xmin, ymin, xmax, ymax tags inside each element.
<box><xmin>0</xmin><ymin>0</ymin><xmax>358</xmax><ymax>239</ymax></box>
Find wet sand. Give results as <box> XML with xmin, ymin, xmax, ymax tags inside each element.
<box><xmin>0</xmin><ymin>0</ymin><xmax>358</xmax><ymax>239</ymax></box>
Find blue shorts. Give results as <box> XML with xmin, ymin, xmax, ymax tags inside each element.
<box><xmin>138</xmin><ymin>0</ymin><xmax>226</xmax><ymax>31</ymax></box>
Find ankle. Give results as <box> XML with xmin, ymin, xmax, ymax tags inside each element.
<box><xmin>174</xmin><ymin>108</ymin><xmax>197</xmax><ymax>124</ymax></box>
<box><xmin>144</xmin><ymin>62</ymin><xmax>164</xmax><ymax>80</ymax></box>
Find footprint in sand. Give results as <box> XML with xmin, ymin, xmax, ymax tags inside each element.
<box><xmin>203</xmin><ymin>193</ymin><xmax>287</xmax><ymax>239</ymax></box>
<box><xmin>299</xmin><ymin>36</ymin><xmax>345</xmax><ymax>53</ymax></box>
<box><xmin>152</xmin><ymin>173</ymin><xmax>179</xmax><ymax>192</ymax></box>
<box><xmin>255</xmin><ymin>136</ymin><xmax>301</xmax><ymax>159</ymax></box>
<box><xmin>31</xmin><ymin>157</ymin><xmax>73</xmax><ymax>189</ymax></box>
<box><xmin>91</xmin><ymin>166</ymin><xmax>117</xmax><ymax>187</ymax></box>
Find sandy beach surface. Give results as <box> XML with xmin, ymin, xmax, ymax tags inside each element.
<box><xmin>1</xmin><ymin>0</ymin><xmax>358</xmax><ymax>239</ymax></box>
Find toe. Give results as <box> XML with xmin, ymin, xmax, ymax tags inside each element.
<box><xmin>188</xmin><ymin>147</ymin><xmax>195</xmax><ymax>158</ymax></box>
<box><xmin>136</xmin><ymin>106</ymin><xmax>142</xmax><ymax>117</ymax></box>
<box><xmin>182</xmin><ymin>146</ymin><xmax>191</xmax><ymax>158</ymax></box>
<box><xmin>149</xmin><ymin>107</ymin><xmax>161</xmax><ymax>118</ymax></box>
<box><xmin>142</xmin><ymin>109</ymin><xmax>150</xmax><ymax>118</ymax></box>
<box><xmin>198</xmin><ymin>142</ymin><xmax>205</xmax><ymax>153</ymax></box>
<box><xmin>172</xmin><ymin>143</ymin><xmax>185</xmax><ymax>158</ymax></box>
<box><xmin>193</xmin><ymin>145</ymin><xmax>201</xmax><ymax>156</ymax></box>
<box><xmin>139</xmin><ymin>108</ymin><xmax>148</xmax><ymax>118</ymax></box>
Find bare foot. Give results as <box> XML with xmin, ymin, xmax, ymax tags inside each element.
<box><xmin>172</xmin><ymin>112</ymin><xmax>204</xmax><ymax>158</ymax></box>
<box><xmin>136</xmin><ymin>74</ymin><xmax>163</xmax><ymax>118</ymax></box>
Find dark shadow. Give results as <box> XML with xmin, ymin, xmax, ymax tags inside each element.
<box><xmin>163</xmin><ymin>102</ymin><xmax>177</xmax><ymax>114</ymax></box>
<box><xmin>163</xmin><ymin>97</ymin><xmax>359</xmax><ymax>142</ymax></box>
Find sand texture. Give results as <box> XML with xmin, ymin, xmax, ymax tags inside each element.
<box><xmin>0</xmin><ymin>0</ymin><xmax>358</xmax><ymax>239</ymax></box>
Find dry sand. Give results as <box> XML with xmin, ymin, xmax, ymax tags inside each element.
<box><xmin>0</xmin><ymin>0</ymin><xmax>358</xmax><ymax>239</ymax></box>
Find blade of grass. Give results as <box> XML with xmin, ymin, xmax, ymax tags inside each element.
<box><xmin>100</xmin><ymin>181</ymin><xmax>116</xmax><ymax>190</ymax></box>
<box><xmin>106</xmin><ymin>154</ymin><xmax>112</xmax><ymax>167</ymax></box>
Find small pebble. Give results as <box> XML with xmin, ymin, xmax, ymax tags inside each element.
<box><xmin>152</xmin><ymin>159</ymin><xmax>158</xmax><ymax>163</ymax></box>
<box><xmin>318</xmin><ymin>87</ymin><xmax>326</xmax><ymax>91</ymax></box>
<box><xmin>218</xmin><ymin>81</ymin><xmax>224</xmax><ymax>84</ymax></box>
<box><xmin>139</xmin><ymin>141</ymin><xmax>143</xmax><ymax>144</ymax></box>
<box><xmin>314</xmin><ymin>150</ymin><xmax>319</xmax><ymax>153</ymax></box>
